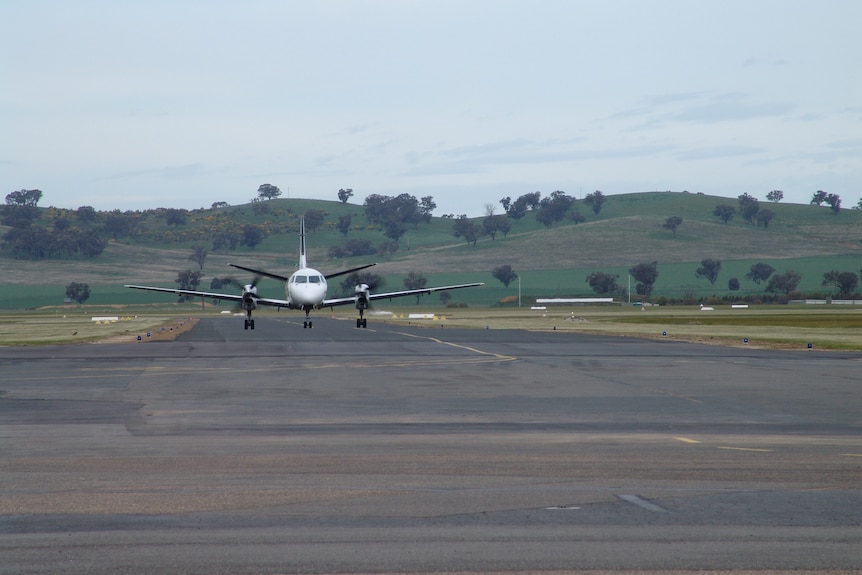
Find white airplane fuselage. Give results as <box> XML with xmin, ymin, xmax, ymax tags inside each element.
<box><xmin>286</xmin><ymin>267</ymin><xmax>328</xmax><ymax>309</ymax></box>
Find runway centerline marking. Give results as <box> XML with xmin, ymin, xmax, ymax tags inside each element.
<box><xmin>392</xmin><ymin>331</ymin><xmax>518</xmax><ymax>363</ymax></box>
<box><xmin>718</xmin><ymin>446</ymin><xmax>773</xmax><ymax>452</ymax></box>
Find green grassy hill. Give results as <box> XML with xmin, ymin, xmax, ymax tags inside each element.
<box><xmin>2</xmin><ymin>192</ymin><xmax>861</xmax><ymax>309</ymax></box>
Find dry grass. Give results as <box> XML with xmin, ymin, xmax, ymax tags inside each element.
<box><xmin>381</xmin><ymin>305</ymin><xmax>862</xmax><ymax>351</ymax></box>
<box><xmin>0</xmin><ymin>310</ymin><xmax>197</xmax><ymax>346</ymax></box>
<box><xmin>3</xmin><ymin>304</ymin><xmax>862</xmax><ymax>351</ymax></box>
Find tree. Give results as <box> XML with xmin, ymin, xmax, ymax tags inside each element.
<box><xmin>189</xmin><ymin>245</ymin><xmax>207</xmax><ymax>270</ymax></box>
<box><xmin>5</xmin><ymin>189</ymin><xmax>42</xmax><ymax>207</ymax></box>
<box><xmin>452</xmin><ymin>216</ymin><xmax>481</xmax><ymax>247</ymax></box>
<box><xmin>337</xmin><ymin>214</ymin><xmax>352</xmax><ymax>237</ymax></box>
<box><xmin>337</xmin><ymin>188</ymin><xmax>354</xmax><ymax>204</ymax></box>
<box><xmin>746</xmin><ymin>262</ymin><xmax>775</xmax><ymax>284</ymax></box>
<box><xmin>482</xmin><ymin>214</ymin><xmax>511</xmax><ymax>240</ymax></box>
<box><xmin>419</xmin><ymin>196</ymin><xmax>436</xmax><ymax>223</ymax></box>
<box><xmin>663</xmin><ymin>216</ymin><xmax>683</xmax><ymax>236</ymax></box>
<box><xmin>363</xmin><ymin>193</ymin><xmax>423</xmax><ymax>229</ymax></box>
<box><xmin>766</xmin><ymin>190</ymin><xmax>784</xmax><ymax>203</ymax></box>
<box><xmin>503</xmin><ymin>192</ymin><xmax>541</xmax><ymax>220</ymax></box>
<box><xmin>569</xmin><ymin>210</ymin><xmax>586</xmax><ymax>224</ymax></box>
<box><xmin>403</xmin><ymin>272</ymin><xmax>428</xmax><ymax>304</ymax></box>
<box><xmin>535</xmin><ymin>191</ymin><xmax>573</xmax><ymax>227</ymax></box>
<box><xmin>826</xmin><ymin>193</ymin><xmax>841</xmax><ymax>214</ymax></box>
<box><xmin>382</xmin><ymin>220</ymin><xmax>407</xmax><ymax>242</ymax></box>
<box><xmin>212</xmin><ymin>228</ymin><xmax>240</xmax><ymax>252</ymax></box>
<box><xmin>165</xmin><ymin>208</ymin><xmax>188</xmax><ymax>227</ymax></box>
<box><xmin>695</xmin><ymin>258</ymin><xmax>722</xmax><ymax>285</ymax></box>
<box><xmin>766</xmin><ymin>270</ymin><xmax>802</xmax><ymax>295</ymax></box>
<box><xmin>822</xmin><ymin>270</ymin><xmax>859</xmax><ymax>297</ymax></box>
<box><xmin>728</xmin><ymin>277</ymin><xmax>740</xmax><ymax>291</ymax></box>
<box><xmin>584</xmin><ymin>190</ymin><xmax>606</xmax><ymax>215</ymax></box>
<box><xmin>492</xmin><ymin>264</ymin><xmax>518</xmax><ymax>288</ymax></box>
<box><xmin>811</xmin><ymin>190</ymin><xmax>828</xmax><ymax>206</ymax></box>
<box><xmin>304</xmin><ymin>209</ymin><xmax>325</xmax><ymax>232</ymax></box>
<box><xmin>439</xmin><ymin>291</ymin><xmax>452</xmax><ymax>306</ymax></box>
<box><xmin>586</xmin><ymin>271</ymin><xmax>620</xmax><ymax>295</ymax></box>
<box><xmin>737</xmin><ymin>193</ymin><xmax>760</xmax><ymax>224</ymax></box>
<box><xmin>75</xmin><ymin>205</ymin><xmax>97</xmax><ymax>222</ymax></box>
<box><xmin>629</xmin><ymin>261</ymin><xmax>659</xmax><ymax>296</ymax></box>
<box><xmin>175</xmin><ymin>270</ymin><xmax>203</xmax><ymax>301</ymax></box>
<box><xmin>713</xmin><ymin>204</ymin><xmax>736</xmax><ymax>224</ymax></box>
<box><xmin>756</xmin><ymin>209</ymin><xmax>775</xmax><ymax>229</ymax></box>
<box><xmin>240</xmin><ymin>224</ymin><xmax>266</xmax><ymax>248</ymax></box>
<box><xmin>257</xmin><ymin>183</ymin><xmax>282</xmax><ymax>200</ymax></box>
<box><xmin>65</xmin><ymin>282</ymin><xmax>90</xmax><ymax>304</ymax></box>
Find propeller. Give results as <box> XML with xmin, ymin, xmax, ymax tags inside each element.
<box><xmin>240</xmin><ymin>275</ymin><xmax>263</xmax><ymax>311</ymax></box>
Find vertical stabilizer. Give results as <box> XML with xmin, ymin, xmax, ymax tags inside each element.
<box><xmin>299</xmin><ymin>216</ymin><xmax>307</xmax><ymax>269</ymax></box>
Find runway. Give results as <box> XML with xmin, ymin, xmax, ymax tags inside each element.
<box><xmin>2</xmin><ymin>315</ymin><xmax>861</xmax><ymax>574</ymax></box>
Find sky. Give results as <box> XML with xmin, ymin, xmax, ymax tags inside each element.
<box><xmin>2</xmin><ymin>0</ymin><xmax>860</xmax><ymax>216</ymax></box>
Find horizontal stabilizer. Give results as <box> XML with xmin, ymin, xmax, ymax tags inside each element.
<box><xmin>229</xmin><ymin>263</ymin><xmax>289</xmax><ymax>282</ymax></box>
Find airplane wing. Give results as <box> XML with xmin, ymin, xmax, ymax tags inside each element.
<box><xmin>322</xmin><ymin>282</ymin><xmax>484</xmax><ymax>308</ymax></box>
<box><xmin>123</xmin><ymin>284</ymin><xmax>292</xmax><ymax>308</ymax></box>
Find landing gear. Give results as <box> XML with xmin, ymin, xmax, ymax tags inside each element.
<box><xmin>303</xmin><ymin>309</ymin><xmax>313</xmax><ymax>329</ymax></box>
<box><xmin>243</xmin><ymin>309</ymin><xmax>256</xmax><ymax>330</ymax></box>
<box><xmin>356</xmin><ymin>308</ymin><xmax>367</xmax><ymax>329</ymax></box>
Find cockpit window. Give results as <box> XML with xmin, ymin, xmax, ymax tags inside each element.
<box><xmin>309</xmin><ymin>275</ymin><xmax>321</xmax><ymax>284</ymax></box>
<box><xmin>294</xmin><ymin>275</ymin><xmax>307</xmax><ymax>284</ymax></box>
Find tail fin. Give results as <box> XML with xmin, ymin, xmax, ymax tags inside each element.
<box><xmin>299</xmin><ymin>216</ymin><xmax>307</xmax><ymax>269</ymax></box>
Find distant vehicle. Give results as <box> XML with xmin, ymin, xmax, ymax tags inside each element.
<box><xmin>126</xmin><ymin>217</ymin><xmax>482</xmax><ymax>330</ymax></box>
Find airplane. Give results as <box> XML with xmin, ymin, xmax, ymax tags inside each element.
<box><xmin>125</xmin><ymin>216</ymin><xmax>483</xmax><ymax>330</ymax></box>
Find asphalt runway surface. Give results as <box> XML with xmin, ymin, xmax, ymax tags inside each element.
<box><xmin>2</xmin><ymin>315</ymin><xmax>861</xmax><ymax>574</ymax></box>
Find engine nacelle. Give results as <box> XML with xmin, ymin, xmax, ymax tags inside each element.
<box><xmin>355</xmin><ymin>283</ymin><xmax>370</xmax><ymax>310</ymax></box>
<box><xmin>241</xmin><ymin>284</ymin><xmax>258</xmax><ymax>311</ymax></box>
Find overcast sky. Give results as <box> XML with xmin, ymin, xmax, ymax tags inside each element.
<box><xmin>2</xmin><ymin>0</ymin><xmax>860</xmax><ymax>216</ymax></box>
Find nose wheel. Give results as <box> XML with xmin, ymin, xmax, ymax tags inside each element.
<box><xmin>356</xmin><ymin>309</ymin><xmax>367</xmax><ymax>329</ymax></box>
<box><xmin>303</xmin><ymin>310</ymin><xmax>313</xmax><ymax>329</ymax></box>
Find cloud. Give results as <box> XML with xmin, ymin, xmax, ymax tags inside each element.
<box><xmin>675</xmin><ymin>146</ymin><xmax>766</xmax><ymax>161</ymax></box>
<box><xmin>672</xmin><ymin>93</ymin><xmax>795</xmax><ymax>124</ymax></box>
<box><xmin>100</xmin><ymin>163</ymin><xmax>218</xmax><ymax>182</ymax></box>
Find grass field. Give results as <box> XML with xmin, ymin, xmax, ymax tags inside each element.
<box><xmin>2</xmin><ymin>192</ymin><xmax>861</xmax><ymax>310</ymax></box>
<box><xmin>3</xmin><ymin>304</ymin><xmax>861</xmax><ymax>350</ymax></box>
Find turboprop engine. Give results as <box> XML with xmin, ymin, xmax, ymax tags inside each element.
<box><xmin>355</xmin><ymin>283</ymin><xmax>370</xmax><ymax>310</ymax></box>
<box><xmin>241</xmin><ymin>283</ymin><xmax>259</xmax><ymax>312</ymax></box>
<box><xmin>240</xmin><ymin>282</ymin><xmax>259</xmax><ymax>330</ymax></box>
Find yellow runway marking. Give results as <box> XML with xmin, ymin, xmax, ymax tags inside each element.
<box><xmin>674</xmin><ymin>437</ymin><xmax>701</xmax><ymax>444</ymax></box>
<box><xmin>718</xmin><ymin>446</ymin><xmax>773</xmax><ymax>452</ymax></box>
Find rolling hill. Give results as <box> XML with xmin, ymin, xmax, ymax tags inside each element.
<box><xmin>2</xmin><ymin>191</ymin><xmax>861</xmax><ymax>308</ymax></box>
